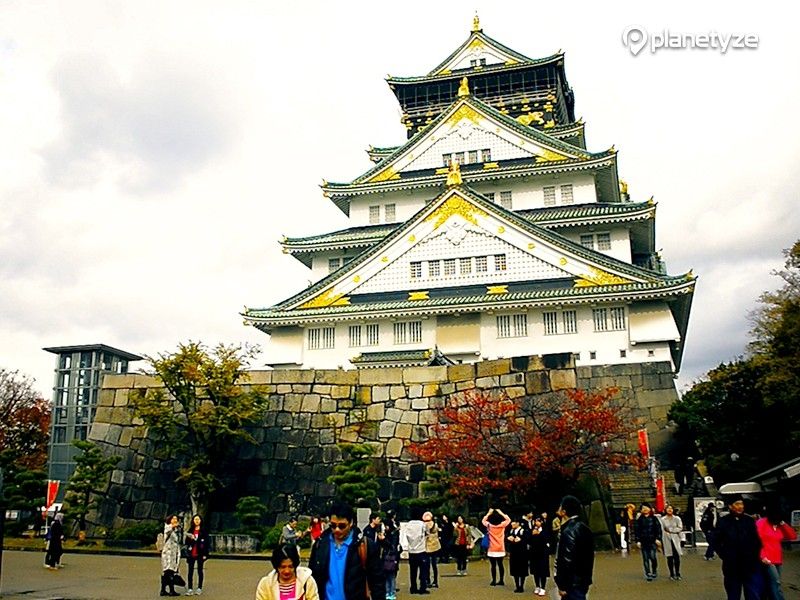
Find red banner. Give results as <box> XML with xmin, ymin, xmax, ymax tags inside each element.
<box><xmin>46</xmin><ymin>480</ymin><xmax>60</xmax><ymax>509</ymax></box>
<box><xmin>655</xmin><ymin>476</ymin><xmax>666</xmax><ymax>512</ymax></box>
<box><xmin>637</xmin><ymin>429</ymin><xmax>650</xmax><ymax>460</ymax></box>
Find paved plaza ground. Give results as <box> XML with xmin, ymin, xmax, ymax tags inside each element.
<box><xmin>1</xmin><ymin>547</ymin><xmax>798</xmax><ymax>600</ymax></box>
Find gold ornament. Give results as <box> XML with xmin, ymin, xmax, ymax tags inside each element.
<box><xmin>458</xmin><ymin>77</ymin><xmax>470</xmax><ymax>98</ymax></box>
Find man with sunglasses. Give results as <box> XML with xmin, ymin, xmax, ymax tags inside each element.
<box><xmin>309</xmin><ymin>502</ymin><xmax>386</xmax><ymax>600</ymax></box>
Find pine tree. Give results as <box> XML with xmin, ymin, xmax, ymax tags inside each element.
<box><xmin>327</xmin><ymin>443</ymin><xmax>379</xmax><ymax>508</ymax></box>
<box><xmin>64</xmin><ymin>440</ymin><xmax>120</xmax><ymax>533</ymax></box>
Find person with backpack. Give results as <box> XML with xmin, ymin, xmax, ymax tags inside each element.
<box><xmin>308</xmin><ymin>502</ymin><xmax>385</xmax><ymax>600</ymax></box>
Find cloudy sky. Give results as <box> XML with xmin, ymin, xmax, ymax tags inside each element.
<box><xmin>1</xmin><ymin>1</ymin><xmax>798</xmax><ymax>397</ymax></box>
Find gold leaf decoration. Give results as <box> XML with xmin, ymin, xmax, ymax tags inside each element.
<box><xmin>300</xmin><ymin>289</ymin><xmax>346</xmax><ymax>309</ymax></box>
<box><xmin>487</xmin><ymin>285</ymin><xmax>508</xmax><ymax>294</ymax></box>
<box><xmin>559</xmin><ymin>257</ymin><xmax>568</xmax><ymax>266</ymax></box>
<box><xmin>408</xmin><ymin>291</ymin><xmax>430</xmax><ymax>301</ymax></box>
<box><xmin>573</xmin><ymin>267</ymin><xmax>632</xmax><ymax>287</ymax></box>
<box><xmin>536</xmin><ymin>148</ymin><xmax>569</xmax><ymax>163</ymax></box>
<box><xmin>516</xmin><ymin>112</ymin><xmax>545</xmax><ymax>126</ymax></box>
<box><xmin>369</xmin><ymin>166</ymin><xmax>400</xmax><ymax>183</ymax></box>
<box><xmin>424</xmin><ymin>195</ymin><xmax>488</xmax><ymax>230</ymax></box>
<box><xmin>497</xmin><ymin>226</ymin><xmax>505</xmax><ymax>234</ymax></box>
<box><xmin>446</xmin><ymin>104</ymin><xmax>483</xmax><ymax>128</ymax></box>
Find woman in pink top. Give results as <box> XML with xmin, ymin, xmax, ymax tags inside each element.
<box><xmin>482</xmin><ymin>508</ymin><xmax>511</xmax><ymax>586</ymax></box>
<box><xmin>756</xmin><ymin>504</ymin><xmax>797</xmax><ymax>600</ymax></box>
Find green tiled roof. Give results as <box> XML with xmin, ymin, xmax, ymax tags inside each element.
<box><xmin>282</xmin><ymin>201</ymin><xmax>655</xmax><ymax>253</ymax></box>
<box><xmin>247</xmin><ymin>184</ymin><xmax>687</xmax><ymax>322</ymax></box>
<box><xmin>351</xmin><ymin>349</ymin><xmax>432</xmax><ymax>363</ymax></box>
<box><xmin>245</xmin><ymin>277</ymin><xmax>695</xmax><ymax>325</ymax></box>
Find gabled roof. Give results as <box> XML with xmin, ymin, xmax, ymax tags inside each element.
<box><xmin>245</xmin><ymin>184</ymin><xmax>691</xmax><ymax>327</ymax></box>
<box><xmin>426</xmin><ymin>29</ymin><xmax>544</xmax><ymax>76</ymax></box>
<box><xmin>322</xmin><ymin>93</ymin><xmax>613</xmax><ymax>212</ymax></box>
<box><xmin>281</xmin><ymin>201</ymin><xmax>657</xmax><ymax>264</ymax></box>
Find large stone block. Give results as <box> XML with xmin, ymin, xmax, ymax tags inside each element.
<box><xmin>422</xmin><ymin>383</ymin><xmax>440</xmax><ymax>397</ymax></box>
<box><xmin>418</xmin><ymin>410</ymin><xmax>437</xmax><ymax>425</ymax></box>
<box><xmin>271</xmin><ymin>370</ymin><xmax>315</xmax><ymax>384</ymax></box>
<box><xmin>356</xmin><ymin>387</ymin><xmax>372</xmax><ymax>404</ymax></box>
<box><xmin>390</xmin><ymin>385</ymin><xmax>406</xmax><ymax>400</ymax></box>
<box><xmin>637</xmin><ymin>388</ymin><xmax>677</xmax><ymax>408</ymax></box>
<box><xmin>411</xmin><ymin>398</ymin><xmax>429</xmax><ymax>410</ymax></box>
<box><xmin>367</xmin><ymin>403</ymin><xmax>385</xmax><ymax>421</ymax></box>
<box><xmin>439</xmin><ymin>383</ymin><xmax>455</xmax><ymax>395</ymax></box>
<box><xmin>372</xmin><ymin>386</ymin><xmax>390</xmax><ymax>402</ymax></box>
<box><xmin>300</xmin><ymin>395</ymin><xmax>321</xmax><ymax>413</ymax></box>
<box><xmin>395</xmin><ymin>423</ymin><xmax>413</xmax><ymax>439</ymax></box>
<box><xmin>447</xmin><ymin>363</ymin><xmax>475</xmax><ymax>381</ymax></box>
<box><xmin>313</xmin><ymin>384</ymin><xmax>332</xmax><ymax>395</ymax></box>
<box><xmin>118</xmin><ymin>427</ymin><xmax>133</xmax><ymax>448</ymax></box>
<box><xmin>320</xmin><ymin>398</ymin><xmax>337</xmax><ymax>413</ymax></box>
<box><xmin>395</xmin><ymin>399</ymin><xmax>411</xmax><ymax>410</ymax></box>
<box><xmin>277</xmin><ymin>384</ymin><xmax>293</xmax><ymax>394</ymax></box>
<box><xmin>291</xmin><ymin>384</ymin><xmax>312</xmax><ymax>393</ymax></box>
<box><xmin>477</xmin><ymin>359</ymin><xmax>510</xmax><ymax>377</ymax></box>
<box><xmin>247</xmin><ymin>370</ymin><xmax>273</xmax><ymax>384</ymax></box>
<box><xmin>379</xmin><ymin>421</ymin><xmax>396</xmax><ymax>438</ymax></box>
<box><xmin>400</xmin><ymin>411</ymin><xmax>419</xmax><ymax>424</ymax></box>
<box><xmin>456</xmin><ymin>380</ymin><xmax>476</xmax><ymax>391</ymax></box>
<box><xmin>112</xmin><ymin>389</ymin><xmax>128</xmax><ymax>407</ymax></box>
<box><xmin>331</xmin><ymin>385</ymin><xmax>352</xmax><ymax>399</ymax></box>
<box><xmin>476</xmin><ymin>376</ymin><xmax>499</xmax><ymax>389</ymax></box>
<box><xmin>408</xmin><ymin>384</ymin><xmax>422</xmax><ymax>399</ymax></box>
<box><xmin>385</xmin><ymin>408</ymin><xmax>403</xmax><ymax>423</ymax></box>
<box><xmin>500</xmin><ymin>372</ymin><xmax>525</xmax><ymax>387</ymax></box>
<box><xmin>525</xmin><ymin>371</ymin><xmax>550</xmax><ymax>395</ymax></box>
<box><xmin>386</xmin><ymin>438</ymin><xmax>404</xmax><ymax>458</ymax></box>
<box><xmin>550</xmin><ymin>369</ymin><xmax>577</xmax><ymax>391</ymax></box>
<box><xmin>506</xmin><ymin>386</ymin><xmax>526</xmax><ymax>399</ymax></box>
<box><xmin>315</xmin><ymin>370</ymin><xmax>359</xmax><ymax>385</ymax></box>
<box><xmin>403</xmin><ymin>366</ymin><xmax>448</xmax><ymax>384</ymax></box>
<box><xmin>359</xmin><ymin>368</ymin><xmax>404</xmax><ymax>385</ymax></box>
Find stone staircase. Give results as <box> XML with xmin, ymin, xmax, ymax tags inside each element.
<box><xmin>607</xmin><ymin>469</ymin><xmax>690</xmax><ymax>515</ymax></box>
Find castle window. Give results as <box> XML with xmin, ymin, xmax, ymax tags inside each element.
<box><xmin>410</xmin><ymin>261</ymin><xmax>422</xmax><ymax>279</ymax></box>
<box><xmin>469</xmin><ymin>150</ymin><xmax>479</xmax><ymax>163</ymax></box>
<box><xmin>647</xmin><ymin>349</ymin><xmax>655</xmax><ymax>357</ymax></box>
<box><xmin>475</xmin><ymin>256</ymin><xmax>488</xmax><ymax>272</ymax></box>
<box><xmin>597</xmin><ymin>232</ymin><xmax>612</xmax><ymax>251</ymax></box>
<box><xmin>620</xmin><ymin>349</ymin><xmax>627</xmax><ymax>358</ymax></box>
<box><xmin>308</xmin><ymin>327</ymin><xmax>336</xmax><ymax>350</ymax></box>
<box><xmin>563</xmin><ymin>310</ymin><xmax>577</xmax><ymax>334</ymax></box>
<box><xmin>481</xmin><ymin>148</ymin><xmax>492</xmax><ymax>162</ymax></box>
<box><xmin>610</xmin><ymin>306</ymin><xmax>626</xmax><ymax>330</ymax></box>
<box><xmin>499</xmin><ymin>190</ymin><xmax>512</xmax><ymax>210</ymax></box>
<box><xmin>444</xmin><ymin>258</ymin><xmax>457</xmax><ymax>276</ymax></box>
<box><xmin>349</xmin><ymin>325</ymin><xmax>362</xmax><ymax>347</ymax></box>
<box><xmin>394</xmin><ymin>321</ymin><xmax>422</xmax><ymax>345</ymax></box>
<box><xmin>497</xmin><ymin>313</ymin><xmax>527</xmax><ymax>338</ymax></box>
<box><xmin>543</xmin><ymin>186</ymin><xmax>556</xmax><ymax>207</ymax></box>
<box><xmin>459</xmin><ymin>257</ymin><xmax>472</xmax><ymax>275</ymax></box>
<box><xmin>484</xmin><ymin>192</ymin><xmax>495</xmax><ymax>202</ymax></box>
<box><xmin>589</xmin><ymin>351</ymin><xmax>597</xmax><ymax>360</ymax></box>
<box><xmin>428</xmin><ymin>260</ymin><xmax>441</xmax><ymax>277</ymax></box>
<box><xmin>328</xmin><ymin>258</ymin><xmax>341</xmax><ymax>273</ymax></box>
<box><xmin>494</xmin><ymin>254</ymin><xmax>507</xmax><ymax>271</ymax></box>
<box><xmin>560</xmin><ymin>184</ymin><xmax>574</xmax><ymax>204</ymax></box>
<box><xmin>592</xmin><ymin>308</ymin><xmax>608</xmax><ymax>332</ymax></box>
<box><xmin>580</xmin><ymin>234</ymin><xmax>594</xmax><ymax>249</ymax></box>
<box><xmin>366</xmin><ymin>324</ymin><xmax>380</xmax><ymax>346</ymax></box>
<box><xmin>385</xmin><ymin>204</ymin><xmax>396</xmax><ymax>222</ymax></box>
<box><xmin>443</xmin><ymin>153</ymin><xmax>451</xmax><ymax>167</ymax></box>
<box><xmin>543</xmin><ymin>311</ymin><xmax>558</xmax><ymax>336</ymax></box>
<box><xmin>369</xmin><ymin>205</ymin><xmax>380</xmax><ymax>224</ymax></box>
<box><xmin>480</xmin><ymin>58</ymin><xmax>487</xmax><ymax>66</ymax></box>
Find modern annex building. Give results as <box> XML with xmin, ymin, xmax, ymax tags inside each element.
<box><xmin>244</xmin><ymin>18</ymin><xmax>695</xmax><ymax>372</ymax></box>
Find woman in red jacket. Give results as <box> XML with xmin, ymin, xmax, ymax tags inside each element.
<box><xmin>756</xmin><ymin>503</ymin><xmax>797</xmax><ymax>600</ymax></box>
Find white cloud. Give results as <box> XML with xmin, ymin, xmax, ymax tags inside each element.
<box><xmin>0</xmin><ymin>1</ymin><xmax>798</xmax><ymax>398</ymax></box>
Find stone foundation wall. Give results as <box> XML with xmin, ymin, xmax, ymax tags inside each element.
<box><xmin>87</xmin><ymin>354</ymin><xmax>679</xmax><ymax>530</ymax></box>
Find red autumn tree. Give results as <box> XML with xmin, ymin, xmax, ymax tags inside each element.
<box><xmin>0</xmin><ymin>368</ymin><xmax>51</xmax><ymax>469</ymax></box>
<box><xmin>409</xmin><ymin>388</ymin><xmax>642</xmax><ymax>499</ymax></box>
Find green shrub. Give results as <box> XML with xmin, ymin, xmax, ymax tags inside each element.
<box><xmin>261</xmin><ymin>524</ymin><xmax>283</xmax><ymax>550</ymax></box>
<box><xmin>108</xmin><ymin>521</ymin><xmax>162</xmax><ymax>546</ymax></box>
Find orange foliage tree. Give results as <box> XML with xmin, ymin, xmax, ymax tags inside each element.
<box><xmin>409</xmin><ymin>388</ymin><xmax>642</xmax><ymax>499</ymax></box>
<box><xmin>0</xmin><ymin>368</ymin><xmax>51</xmax><ymax>469</ymax></box>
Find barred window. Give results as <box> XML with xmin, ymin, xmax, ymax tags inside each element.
<box><xmin>443</xmin><ymin>153</ymin><xmax>451</xmax><ymax>167</ymax></box>
<box><xmin>444</xmin><ymin>258</ymin><xmax>457</xmax><ymax>276</ymax></box>
<box><xmin>468</xmin><ymin>150</ymin><xmax>478</xmax><ymax>163</ymax></box>
<box><xmin>610</xmin><ymin>306</ymin><xmax>626</xmax><ymax>330</ymax></box>
<box><xmin>394</xmin><ymin>321</ymin><xmax>422</xmax><ymax>344</ymax></box>
<box><xmin>499</xmin><ymin>190</ymin><xmax>512</xmax><ymax>210</ymax></box>
<box><xmin>580</xmin><ymin>234</ymin><xmax>594</xmax><ymax>249</ymax></box>
<box><xmin>592</xmin><ymin>308</ymin><xmax>608</xmax><ymax>332</ymax></box>
<box><xmin>328</xmin><ymin>258</ymin><xmax>341</xmax><ymax>273</ymax></box>
<box><xmin>366</xmin><ymin>324</ymin><xmax>380</xmax><ymax>346</ymax></box>
<box><xmin>410</xmin><ymin>261</ymin><xmax>422</xmax><ymax>279</ymax></box>
<box><xmin>543</xmin><ymin>311</ymin><xmax>559</xmax><ymax>335</ymax></box>
<box><xmin>369</xmin><ymin>205</ymin><xmax>380</xmax><ymax>224</ymax></box>
<box><xmin>597</xmin><ymin>232</ymin><xmax>612</xmax><ymax>251</ymax></box>
<box><xmin>543</xmin><ymin>186</ymin><xmax>556</xmax><ymax>206</ymax></box>
<box><xmin>385</xmin><ymin>204</ymin><xmax>396</xmax><ymax>223</ymax></box>
<box><xmin>349</xmin><ymin>325</ymin><xmax>362</xmax><ymax>347</ymax></box>
<box><xmin>563</xmin><ymin>310</ymin><xmax>577</xmax><ymax>334</ymax></box>
<box><xmin>484</xmin><ymin>192</ymin><xmax>495</xmax><ymax>202</ymax></box>
<box><xmin>496</xmin><ymin>315</ymin><xmax>511</xmax><ymax>338</ymax></box>
<box><xmin>452</xmin><ymin>152</ymin><xmax>464</xmax><ymax>165</ymax></box>
<box><xmin>560</xmin><ymin>184</ymin><xmax>574</xmax><ymax>204</ymax></box>
<box><xmin>459</xmin><ymin>257</ymin><xmax>472</xmax><ymax>275</ymax></box>
<box><xmin>428</xmin><ymin>260</ymin><xmax>441</xmax><ymax>277</ymax></box>
<box><xmin>497</xmin><ymin>313</ymin><xmax>527</xmax><ymax>338</ymax></box>
<box><xmin>308</xmin><ymin>327</ymin><xmax>335</xmax><ymax>349</ymax></box>
<box><xmin>475</xmin><ymin>256</ymin><xmax>488</xmax><ymax>272</ymax></box>
<box><xmin>494</xmin><ymin>254</ymin><xmax>507</xmax><ymax>271</ymax></box>
<box><xmin>481</xmin><ymin>148</ymin><xmax>492</xmax><ymax>162</ymax></box>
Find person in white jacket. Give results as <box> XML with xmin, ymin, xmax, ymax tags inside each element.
<box><xmin>256</xmin><ymin>545</ymin><xmax>320</xmax><ymax>600</ymax></box>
